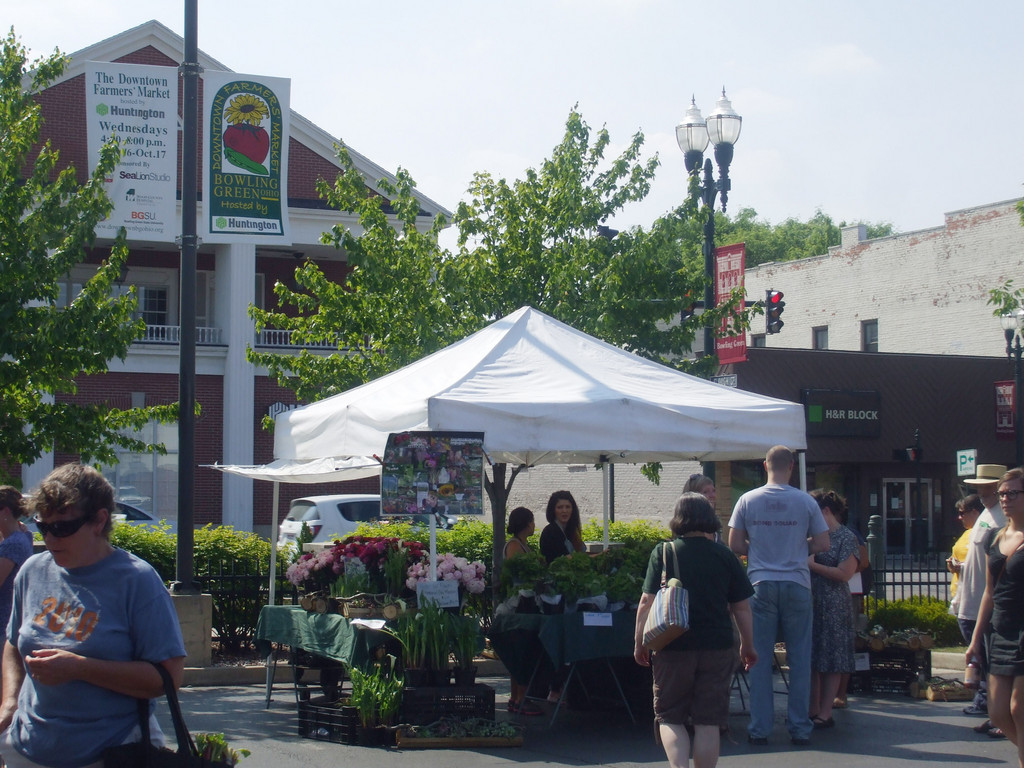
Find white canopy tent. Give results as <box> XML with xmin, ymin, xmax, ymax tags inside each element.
<box><xmin>274</xmin><ymin>305</ymin><xmax>807</xmax><ymax>467</ymax></box>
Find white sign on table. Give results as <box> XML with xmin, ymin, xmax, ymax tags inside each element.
<box><xmin>417</xmin><ymin>580</ymin><xmax>460</xmax><ymax>608</ymax></box>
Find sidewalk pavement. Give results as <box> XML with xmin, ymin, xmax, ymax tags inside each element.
<box><xmin>166</xmin><ymin>657</ymin><xmax>1018</xmax><ymax>768</ymax></box>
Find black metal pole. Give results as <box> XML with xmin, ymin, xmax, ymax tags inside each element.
<box><xmin>913</xmin><ymin>429</ymin><xmax>924</xmax><ymax>554</ymax></box>
<box><xmin>174</xmin><ymin>0</ymin><xmax>199</xmax><ymax>593</ymax></box>
<box><xmin>1015</xmin><ymin>337</ymin><xmax>1023</xmax><ymax>467</ymax></box>
<box><xmin>700</xmin><ymin>158</ymin><xmax>717</xmax><ymax>358</ymax></box>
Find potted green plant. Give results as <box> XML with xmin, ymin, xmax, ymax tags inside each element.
<box><xmin>420</xmin><ymin>602</ymin><xmax>451</xmax><ymax>685</ymax></box>
<box><xmin>389</xmin><ymin>612</ymin><xmax>429</xmax><ymax>686</ymax></box>
<box><xmin>548</xmin><ymin>552</ymin><xmax>604</xmax><ymax>611</ymax></box>
<box><xmin>499</xmin><ymin>551</ymin><xmax>547</xmax><ymax>600</ymax></box>
<box><xmin>389</xmin><ymin>603</ymin><xmax>450</xmax><ymax>687</ymax></box>
<box><xmin>347</xmin><ymin>657</ymin><xmax>403</xmax><ymax>746</ymax></box>
<box><xmin>449</xmin><ymin>611</ymin><xmax>481</xmax><ymax>687</ymax></box>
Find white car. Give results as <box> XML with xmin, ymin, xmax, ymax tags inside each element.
<box><xmin>277</xmin><ymin>494</ymin><xmax>382</xmax><ymax>548</ymax></box>
<box><xmin>276</xmin><ymin>494</ymin><xmax>456</xmax><ymax>548</ymax></box>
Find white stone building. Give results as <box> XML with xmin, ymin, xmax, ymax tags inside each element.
<box><xmin>743</xmin><ymin>198</ymin><xmax>1024</xmax><ymax>356</ymax></box>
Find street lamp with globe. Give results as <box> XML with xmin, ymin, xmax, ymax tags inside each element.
<box><xmin>676</xmin><ymin>89</ymin><xmax>742</xmax><ymax>357</ymax></box>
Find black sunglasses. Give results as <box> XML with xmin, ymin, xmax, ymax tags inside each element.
<box><xmin>33</xmin><ymin>515</ymin><xmax>92</xmax><ymax>539</ymax></box>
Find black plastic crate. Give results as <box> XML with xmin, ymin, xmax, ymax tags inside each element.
<box><xmin>870</xmin><ymin>648</ymin><xmax>930</xmax><ymax>678</ymax></box>
<box><xmin>849</xmin><ymin>648</ymin><xmax>931</xmax><ymax>696</ymax></box>
<box><xmin>400</xmin><ymin>684</ymin><xmax>495</xmax><ymax>725</ymax></box>
<box><xmin>297</xmin><ymin>696</ymin><xmax>358</xmax><ymax>744</ymax></box>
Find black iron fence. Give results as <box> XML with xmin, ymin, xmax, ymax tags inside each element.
<box><xmin>862</xmin><ymin>552</ymin><xmax>953</xmax><ymax>622</ymax></box>
<box><xmin>194</xmin><ymin>556</ymin><xmax>294</xmax><ymax>651</ymax></box>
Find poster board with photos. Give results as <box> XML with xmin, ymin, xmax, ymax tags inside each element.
<box><xmin>381</xmin><ymin>431</ymin><xmax>485</xmax><ymax>517</ymax></box>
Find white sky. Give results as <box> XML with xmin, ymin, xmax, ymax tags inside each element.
<box><xmin>4</xmin><ymin>0</ymin><xmax>1023</xmax><ymax>251</ymax></box>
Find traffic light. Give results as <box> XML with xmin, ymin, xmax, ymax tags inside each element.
<box><xmin>766</xmin><ymin>290</ymin><xmax>785</xmax><ymax>334</ymax></box>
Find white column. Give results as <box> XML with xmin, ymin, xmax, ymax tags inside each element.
<box><xmin>22</xmin><ymin>394</ymin><xmax>55</xmax><ymax>492</ymax></box>
<box><xmin>22</xmin><ymin>452</ymin><xmax>54</xmax><ymax>493</ymax></box>
<box><xmin>216</xmin><ymin>242</ymin><xmax>256</xmax><ymax>530</ymax></box>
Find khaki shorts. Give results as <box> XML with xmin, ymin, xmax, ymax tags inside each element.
<box><xmin>651</xmin><ymin>646</ymin><xmax>736</xmax><ymax>728</ymax></box>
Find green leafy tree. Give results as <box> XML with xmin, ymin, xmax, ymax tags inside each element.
<box><xmin>0</xmin><ymin>30</ymin><xmax>176</xmax><ymax>481</ymax></box>
<box><xmin>717</xmin><ymin>207</ymin><xmax>894</xmax><ymax>268</ymax></box>
<box><xmin>449</xmin><ymin>107</ymin><xmax>734</xmax><ymax>363</ymax></box>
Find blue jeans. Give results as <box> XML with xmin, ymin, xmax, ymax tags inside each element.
<box><xmin>748</xmin><ymin>580</ymin><xmax>813</xmax><ymax>740</ymax></box>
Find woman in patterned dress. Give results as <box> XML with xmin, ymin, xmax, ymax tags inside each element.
<box><xmin>807</xmin><ymin>489</ymin><xmax>859</xmax><ymax>729</ymax></box>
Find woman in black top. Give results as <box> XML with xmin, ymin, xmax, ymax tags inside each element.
<box><xmin>968</xmin><ymin>467</ymin><xmax>1024</xmax><ymax>763</ymax></box>
<box><xmin>633</xmin><ymin>493</ymin><xmax>756</xmax><ymax>768</ymax></box>
<box><xmin>539</xmin><ymin>490</ymin><xmax>585</xmax><ymax>564</ymax></box>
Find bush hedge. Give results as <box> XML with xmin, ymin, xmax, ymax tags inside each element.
<box><xmin>866</xmin><ymin>596</ymin><xmax>962</xmax><ymax>647</ymax></box>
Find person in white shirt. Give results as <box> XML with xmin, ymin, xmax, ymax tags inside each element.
<box><xmin>953</xmin><ymin>463</ymin><xmax>1007</xmax><ymax>735</ymax></box>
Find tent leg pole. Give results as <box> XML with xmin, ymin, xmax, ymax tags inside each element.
<box><xmin>602</xmin><ymin>457</ymin><xmax>610</xmax><ymax>551</ymax></box>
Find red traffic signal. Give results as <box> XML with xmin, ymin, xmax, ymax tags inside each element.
<box><xmin>766</xmin><ymin>290</ymin><xmax>785</xmax><ymax>334</ymax></box>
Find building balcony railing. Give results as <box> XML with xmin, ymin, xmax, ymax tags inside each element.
<box><xmin>132</xmin><ymin>325</ymin><xmax>341</xmax><ymax>350</ymax></box>
<box><xmin>253</xmin><ymin>328</ymin><xmax>341</xmax><ymax>349</ymax></box>
<box><xmin>137</xmin><ymin>325</ymin><xmax>223</xmax><ymax>345</ymax></box>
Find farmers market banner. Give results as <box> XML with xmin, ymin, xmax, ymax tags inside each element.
<box><xmin>381</xmin><ymin>432</ymin><xmax>486</xmax><ymax>517</ymax></box>
<box><xmin>85</xmin><ymin>62</ymin><xmax>178</xmax><ymax>242</ymax></box>
<box><xmin>202</xmin><ymin>71</ymin><xmax>291</xmax><ymax>243</ymax></box>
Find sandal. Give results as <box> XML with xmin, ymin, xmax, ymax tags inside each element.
<box><xmin>812</xmin><ymin>716</ymin><xmax>835</xmax><ymax>729</ymax></box>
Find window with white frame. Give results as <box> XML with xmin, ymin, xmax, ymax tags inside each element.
<box><xmin>98</xmin><ymin>418</ymin><xmax>179</xmax><ymax>523</ymax></box>
<box><xmin>813</xmin><ymin>326</ymin><xmax>829</xmax><ymax>350</ymax></box>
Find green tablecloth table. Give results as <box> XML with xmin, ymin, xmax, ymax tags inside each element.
<box><xmin>256</xmin><ymin>605</ymin><xmax>392</xmax><ymax>707</ymax></box>
<box><xmin>489</xmin><ymin>611</ymin><xmax>638</xmax><ymax>724</ymax></box>
<box><xmin>256</xmin><ymin>605</ymin><xmax>387</xmax><ymax>664</ymax></box>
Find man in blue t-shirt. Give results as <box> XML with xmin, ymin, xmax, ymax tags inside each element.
<box><xmin>729</xmin><ymin>445</ymin><xmax>828</xmax><ymax>747</ymax></box>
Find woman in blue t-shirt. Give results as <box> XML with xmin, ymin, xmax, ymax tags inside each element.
<box><xmin>0</xmin><ymin>464</ymin><xmax>186</xmax><ymax>768</ymax></box>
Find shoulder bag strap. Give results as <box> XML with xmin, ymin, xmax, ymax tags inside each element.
<box><xmin>150</xmin><ymin>661</ymin><xmax>198</xmax><ymax>759</ymax></box>
<box><xmin>670</xmin><ymin>540</ymin><xmax>682</xmax><ymax>581</ymax></box>
<box><xmin>134</xmin><ymin>696</ymin><xmax>151</xmax><ymax>747</ymax></box>
<box><xmin>660</xmin><ymin>542</ymin><xmax>673</xmax><ymax>588</ymax></box>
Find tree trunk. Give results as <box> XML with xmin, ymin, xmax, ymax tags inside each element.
<box><xmin>484</xmin><ymin>462</ymin><xmax>524</xmax><ymax>605</ymax></box>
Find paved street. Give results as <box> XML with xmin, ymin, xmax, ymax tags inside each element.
<box><xmin>164</xmin><ymin>668</ymin><xmax>1019</xmax><ymax>768</ymax></box>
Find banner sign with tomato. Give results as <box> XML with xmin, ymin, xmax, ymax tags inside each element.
<box><xmin>203</xmin><ymin>71</ymin><xmax>291</xmax><ymax>243</ymax></box>
<box><xmin>85</xmin><ymin>62</ymin><xmax>179</xmax><ymax>242</ymax></box>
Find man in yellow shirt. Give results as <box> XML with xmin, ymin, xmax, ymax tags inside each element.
<box><xmin>948</xmin><ymin>495</ymin><xmax>983</xmax><ymax>597</ymax></box>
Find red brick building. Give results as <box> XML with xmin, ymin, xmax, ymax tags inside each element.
<box><xmin>25</xmin><ymin>21</ymin><xmax>448</xmax><ymax>534</ymax></box>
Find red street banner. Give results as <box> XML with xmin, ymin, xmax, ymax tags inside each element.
<box><xmin>715</xmin><ymin>243</ymin><xmax>747</xmax><ymax>365</ymax></box>
<box><xmin>996</xmin><ymin>380</ymin><xmax>1015</xmax><ymax>439</ymax></box>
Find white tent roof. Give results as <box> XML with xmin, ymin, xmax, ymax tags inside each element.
<box><xmin>209</xmin><ymin>457</ymin><xmax>380</xmax><ymax>484</ymax></box>
<box><xmin>274</xmin><ymin>306</ymin><xmax>807</xmax><ymax>467</ymax></box>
